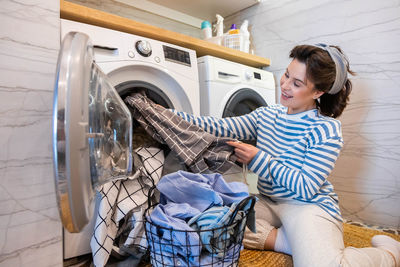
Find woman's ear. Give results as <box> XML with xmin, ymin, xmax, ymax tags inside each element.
<box><xmin>313</xmin><ymin>90</ymin><xmax>325</xmax><ymax>100</ymax></box>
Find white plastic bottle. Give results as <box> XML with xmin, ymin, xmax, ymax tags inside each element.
<box><xmin>208</xmin><ymin>14</ymin><xmax>224</xmax><ymax>46</ymax></box>
<box><xmin>240</xmin><ymin>20</ymin><xmax>250</xmax><ymax>53</ymax></box>
<box><xmin>215</xmin><ymin>14</ymin><xmax>224</xmax><ymax>38</ymax></box>
<box><xmin>201</xmin><ymin>20</ymin><xmax>212</xmax><ymax>40</ymax></box>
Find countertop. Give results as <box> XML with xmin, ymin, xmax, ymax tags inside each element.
<box><xmin>60</xmin><ymin>0</ymin><xmax>271</xmax><ymax>68</ymax></box>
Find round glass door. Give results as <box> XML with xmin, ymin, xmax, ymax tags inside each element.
<box><xmin>52</xmin><ymin>32</ymin><xmax>132</xmax><ymax>233</ymax></box>
<box><xmin>222</xmin><ymin>88</ymin><xmax>267</xmax><ymax>117</ymax></box>
<box><xmin>223</xmin><ymin>88</ymin><xmax>267</xmax><ymax>146</ymax></box>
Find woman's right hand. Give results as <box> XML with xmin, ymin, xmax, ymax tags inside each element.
<box><xmin>226</xmin><ymin>141</ymin><xmax>259</xmax><ymax>164</ymax></box>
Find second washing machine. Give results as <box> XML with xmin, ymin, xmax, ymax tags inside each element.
<box><xmin>197</xmin><ymin>56</ymin><xmax>276</xmax><ymax>194</ymax></box>
<box><xmin>198</xmin><ymin>55</ymin><xmax>276</xmax><ymax>117</ymax></box>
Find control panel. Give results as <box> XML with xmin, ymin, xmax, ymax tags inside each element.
<box><xmin>163</xmin><ymin>45</ymin><xmax>191</xmax><ymax>66</ymax></box>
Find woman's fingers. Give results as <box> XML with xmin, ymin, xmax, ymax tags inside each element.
<box><xmin>233</xmin><ymin>148</ymin><xmax>247</xmax><ymax>158</ymax></box>
<box><xmin>227</xmin><ymin>141</ymin><xmax>253</xmax><ymax>155</ymax></box>
<box><xmin>236</xmin><ymin>157</ymin><xmax>245</xmax><ymax>163</ymax></box>
<box><xmin>226</xmin><ymin>141</ymin><xmax>247</xmax><ymax>158</ymax></box>
<box><xmin>226</xmin><ymin>140</ymin><xmax>259</xmax><ymax>164</ymax></box>
<box><xmin>226</xmin><ymin>141</ymin><xmax>249</xmax><ymax>150</ymax></box>
<box><xmin>226</xmin><ymin>140</ymin><xmax>242</xmax><ymax>147</ymax></box>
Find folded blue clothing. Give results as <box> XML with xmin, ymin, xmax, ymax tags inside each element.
<box><xmin>157</xmin><ymin>170</ymin><xmax>249</xmax><ymax>212</ymax></box>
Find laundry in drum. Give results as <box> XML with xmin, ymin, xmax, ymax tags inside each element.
<box><xmin>124</xmin><ymin>92</ymin><xmax>239</xmax><ymax>174</ymax></box>
<box><xmin>87</xmin><ymin>84</ymin><xmax>132</xmax><ymax>180</ymax></box>
<box><xmin>102</xmin><ymin>97</ymin><xmax>128</xmax><ymax>170</ymax></box>
<box><xmin>131</xmin><ymin>125</ymin><xmax>160</xmax><ymax>149</ymax></box>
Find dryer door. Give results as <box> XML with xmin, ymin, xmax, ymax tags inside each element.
<box><xmin>222</xmin><ymin>88</ymin><xmax>267</xmax><ymax>146</ymax></box>
<box><xmin>53</xmin><ymin>32</ymin><xmax>132</xmax><ymax>233</ymax></box>
<box><xmin>222</xmin><ymin>88</ymin><xmax>267</xmax><ymax>117</ymax></box>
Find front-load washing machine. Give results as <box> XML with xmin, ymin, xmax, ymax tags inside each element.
<box><xmin>55</xmin><ymin>20</ymin><xmax>200</xmax><ymax>261</ymax></box>
<box><xmin>198</xmin><ymin>55</ymin><xmax>275</xmax><ymax>117</ymax></box>
<box><xmin>61</xmin><ymin>19</ymin><xmax>200</xmax><ymax>116</ymax></box>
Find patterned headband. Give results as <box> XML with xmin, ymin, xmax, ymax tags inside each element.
<box><xmin>314</xmin><ymin>43</ymin><xmax>348</xmax><ymax>95</ymax></box>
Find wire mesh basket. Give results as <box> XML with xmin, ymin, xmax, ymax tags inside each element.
<box><xmin>144</xmin><ymin>187</ymin><xmax>256</xmax><ymax>267</ymax></box>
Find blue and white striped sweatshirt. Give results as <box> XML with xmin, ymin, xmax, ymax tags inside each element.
<box><xmin>174</xmin><ymin>104</ymin><xmax>343</xmax><ymax>221</ymax></box>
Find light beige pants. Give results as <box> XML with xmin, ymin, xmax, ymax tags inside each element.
<box><xmin>243</xmin><ymin>195</ymin><xmax>395</xmax><ymax>267</ymax></box>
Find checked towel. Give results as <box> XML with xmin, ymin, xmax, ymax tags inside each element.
<box><xmin>125</xmin><ymin>93</ymin><xmax>238</xmax><ymax>174</ymax></box>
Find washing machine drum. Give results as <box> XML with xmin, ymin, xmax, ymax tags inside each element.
<box><xmin>222</xmin><ymin>88</ymin><xmax>267</xmax><ymax>117</ymax></box>
<box><xmin>115</xmin><ymin>82</ymin><xmax>175</xmax><ymax>148</ymax></box>
<box><xmin>116</xmin><ymin>81</ymin><xmax>174</xmax><ymax>110</ymax></box>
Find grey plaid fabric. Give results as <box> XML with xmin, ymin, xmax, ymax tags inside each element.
<box><xmin>125</xmin><ymin>93</ymin><xmax>238</xmax><ymax>173</ymax></box>
<box><xmin>90</xmin><ymin>147</ymin><xmax>164</xmax><ymax>267</ymax></box>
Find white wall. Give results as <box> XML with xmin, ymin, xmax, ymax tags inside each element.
<box><xmin>225</xmin><ymin>0</ymin><xmax>400</xmax><ymax>228</ymax></box>
<box><xmin>0</xmin><ymin>0</ymin><xmax>62</xmax><ymax>266</ymax></box>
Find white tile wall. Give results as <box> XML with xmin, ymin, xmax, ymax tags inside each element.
<box><xmin>225</xmin><ymin>0</ymin><xmax>400</xmax><ymax>228</ymax></box>
<box><xmin>0</xmin><ymin>0</ymin><xmax>62</xmax><ymax>266</ymax></box>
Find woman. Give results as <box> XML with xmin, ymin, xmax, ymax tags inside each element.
<box><xmin>174</xmin><ymin>44</ymin><xmax>400</xmax><ymax>266</ymax></box>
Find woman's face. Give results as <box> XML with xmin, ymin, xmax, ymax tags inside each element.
<box><xmin>280</xmin><ymin>58</ymin><xmax>323</xmax><ymax>114</ymax></box>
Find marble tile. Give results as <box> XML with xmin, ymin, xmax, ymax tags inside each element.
<box><xmin>225</xmin><ymin>0</ymin><xmax>400</xmax><ymax>228</ymax></box>
<box><xmin>0</xmin><ymin>236</ymin><xmax>61</xmax><ymax>267</ymax></box>
<box><xmin>0</xmin><ymin>0</ymin><xmax>62</xmax><ymax>266</ymax></box>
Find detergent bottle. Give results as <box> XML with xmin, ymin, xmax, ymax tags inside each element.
<box><xmin>240</xmin><ymin>20</ymin><xmax>250</xmax><ymax>53</ymax></box>
<box><xmin>228</xmin><ymin>24</ymin><xmax>240</xmax><ymax>35</ymax></box>
<box><xmin>201</xmin><ymin>20</ymin><xmax>212</xmax><ymax>39</ymax></box>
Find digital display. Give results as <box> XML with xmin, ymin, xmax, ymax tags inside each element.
<box><xmin>163</xmin><ymin>45</ymin><xmax>191</xmax><ymax>66</ymax></box>
<box><xmin>254</xmin><ymin>72</ymin><xmax>261</xmax><ymax>80</ymax></box>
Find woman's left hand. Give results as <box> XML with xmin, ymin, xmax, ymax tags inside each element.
<box><xmin>226</xmin><ymin>141</ymin><xmax>259</xmax><ymax>164</ymax></box>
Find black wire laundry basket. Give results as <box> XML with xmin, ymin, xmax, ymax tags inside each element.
<box><xmin>144</xmin><ymin>187</ymin><xmax>256</xmax><ymax>267</ymax></box>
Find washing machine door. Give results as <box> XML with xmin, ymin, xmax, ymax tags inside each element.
<box><xmin>222</xmin><ymin>88</ymin><xmax>267</xmax><ymax>117</ymax></box>
<box><xmin>52</xmin><ymin>32</ymin><xmax>132</xmax><ymax>233</ymax></box>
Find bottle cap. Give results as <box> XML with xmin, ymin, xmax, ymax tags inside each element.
<box><xmin>201</xmin><ymin>21</ymin><xmax>211</xmax><ymax>29</ymax></box>
<box><xmin>230</xmin><ymin>24</ymin><xmax>237</xmax><ymax>29</ymax></box>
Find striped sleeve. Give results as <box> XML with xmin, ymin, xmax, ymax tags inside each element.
<box><xmin>172</xmin><ymin>109</ymin><xmax>260</xmax><ymax>140</ymax></box>
<box><xmin>249</xmin><ymin>136</ymin><xmax>343</xmax><ymax>200</ymax></box>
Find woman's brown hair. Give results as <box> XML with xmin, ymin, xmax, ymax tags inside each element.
<box><xmin>289</xmin><ymin>45</ymin><xmax>355</xmax><ymax>118</ymax></box>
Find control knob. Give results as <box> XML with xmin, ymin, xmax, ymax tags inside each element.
<box><xmin>245</xmin><ymin>70</ymin><xmax>253</xmax><ymax>80</ymax></box>
<box><xmin>135</xmin><ymin>40</ymin><xmax>152</xmax><ymax>57</ymax></box>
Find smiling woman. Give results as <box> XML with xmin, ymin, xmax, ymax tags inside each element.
<box><xmin>280</xmin><ymin>58</ymin><xmax>324</xmax><ymax>115</ymax></box>
<box><xmin>285</xmin><ymin>44</ymin><xmax>354</xmax><ymax>118</ymax></box>
<box><xmin>172</xmin><ymin>44</ymin><xmax>400</xmax><ymax>267</ymax></box>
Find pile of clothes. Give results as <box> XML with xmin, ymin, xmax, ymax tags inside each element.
<box><xmin>146</xmin><ymin>171</ymin><xmax>256</xmax><ymax>267</ymax></box>
<box><xmin>89</xmin><ymin>93</ymin><xmax>255</xmax><ymax>267</ymax></box>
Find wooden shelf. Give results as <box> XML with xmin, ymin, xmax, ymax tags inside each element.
<box><xmin>60</xmin><ymin>1</ymin><xmax>270</xmax><ymax>68</ymax></box>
